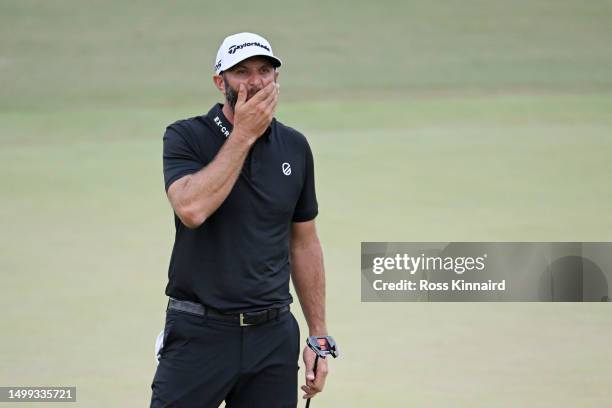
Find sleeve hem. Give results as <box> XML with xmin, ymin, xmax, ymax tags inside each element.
<box><xmin>292</xmin><ymin>209</ymin><xmax>318</xmax><ymax>223</ymax></box>
<box><xmin>164</xmin><ymin>171</ymin><xmax>198</xmax><ymax>192</ymax></box>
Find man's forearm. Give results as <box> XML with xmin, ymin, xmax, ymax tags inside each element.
<box><xmin>291</xmin><ymin>237</ymin><xmax>327</xmax><ymax>336</ymax></box>
<box><xmin>170</xmin><ymin>130</ymin><xmax>255</xmax><ymax>227</ymax></box>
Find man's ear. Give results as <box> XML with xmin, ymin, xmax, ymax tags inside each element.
<box><xmin>274</xmin><ymin>70</ymin><xmax>279</xmax><ymax>82</ymax></box>
<box><xmin>213</xmin><ymin>74</ymin><xmax>225</xmax><ymax>93</ymax></box>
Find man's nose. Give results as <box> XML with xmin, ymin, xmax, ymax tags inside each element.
<box><xmin>246</xmin><ymin>74</ymin><xmax>261</xmax><ymax>86</ymax></box>
<box><xmin>247</xmin><ymin>74</ymin><xmax>267</xmax><ymax>88</ymax></box>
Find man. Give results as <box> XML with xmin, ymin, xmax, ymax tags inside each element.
<box><xmin>150</xmin><ymin>32</ymin><xmax>332</xmax><ymax>407</ymax></box>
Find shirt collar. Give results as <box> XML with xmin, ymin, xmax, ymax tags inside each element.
<box><xmin>207</xmin><ymin>103</ymin><xmax>273</xmax><ymax>142</ymax></box>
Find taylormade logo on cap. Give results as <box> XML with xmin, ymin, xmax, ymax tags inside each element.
<box><xmin>228</xmin><ymin>42</ymin><xmax>270</xmax><ymax>54</ymax></box>
<box><xmin>214</xmin><ymin>32</ymin><xmax>282</xmax><ymax>75</ymax></box>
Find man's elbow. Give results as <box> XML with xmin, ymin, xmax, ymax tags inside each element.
<box><xmin>176</xmin><ymin>204</ymin><xmax>207</xmax><ymax>229</ymax></box>
<box><xmin>167</xmin><ymin>180</ymin><xmax>207</xmax><ymax>229</ymax></box>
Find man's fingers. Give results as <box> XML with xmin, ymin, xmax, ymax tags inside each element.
<box><xmin>262</xmin><ymin>89</ymin><xmax>278</xmax><ymax>117</ymax></box>
<box><xmin>268</xmin><ymin>83</ymin><xmax>279</xmax><ymax>107</ymax></box>
<box><xmin>307</xmin><ymin>375</ymin><xmax>324</xmax><ymax>392</ymax></box>
<box><xmin>301</xmin><ymin>385</ymin><xmax>317</xmax><ymax>400</ymax></box>
<box><xmin>257</xmin><ymin>82</ymin><xmax>278</xmax><ymax>110</ymax></box>
<box><xmin>305</xmin><ymin>371</ymin><xmax>325</xmax><ymax>391</ymax></box>
<box><xmin>245</xmin><ymin>81</ymin><xmax>275</xmax><ymax>105</ymax></box>
<box><xmin>236</xmin><ymin>83</ymin><xmax>247</xmax><ymax>106</ymax></box>
<box><xmin>260</xmin><ymin>84</ymin><xmax>279</xmax><ymax>118</ymax></box>
<box><xmin>313</xmin><ymin>376</ymin><xmax>326</xmax><ymax>392</ymax></box>
<box><xmin>301</xmin><ymin>348</ymin><xmax>330</xmax><ymax>399</ymax></box>
<box><xmin>304</xmin><ymin>358</ymin><xmax>327</xmax><ymax>393</ymax></box>
<box><xmin>302</xmin><ymin>346</ymin><xmax>331</xmax><ymax>398</ymax></box>
<box><xmin>303</xmin><ymin>350</ymin><xmax>316</xmax><ymax>382</ymax></box>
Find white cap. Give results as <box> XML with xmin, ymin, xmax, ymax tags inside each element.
<box><xmin>214</xmin><ymin>32</ymin><xmax>282</xmax><ymax>75</ymax></box>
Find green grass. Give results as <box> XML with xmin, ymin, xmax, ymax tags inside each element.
<box><xmin>1</xmin><ymin>1</ymin><xmax>612</xmax><ymax>407</ymax></box>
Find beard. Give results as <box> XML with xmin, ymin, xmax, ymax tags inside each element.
<box><xmin>223</xmin><ymin>76</ymin><xmax>275</xmax><ymax>112</ymax></box>
<box><xmin>224</xmin><ymin>76</ymin><xmax>240</xmax><ymax>112</ymax></box>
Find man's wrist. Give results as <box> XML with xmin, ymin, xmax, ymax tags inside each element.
<box><xmin>308</xmin><ymin>326</ymin><xmax>328</xmax><ymax>337</ymax></box>
<box><xmin>230</xmin><ymin>128</ymin><xmax>256</xmax><ymax>147</ymax></box>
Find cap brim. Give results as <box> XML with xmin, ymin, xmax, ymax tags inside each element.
<box><xmin>219</xmin><ymin>54</ymin><xmax>282</xmax><ymax>74</ymax></box>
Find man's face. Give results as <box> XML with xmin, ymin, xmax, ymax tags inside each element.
<box><xmin>219</xmin><ymin>56</ymin><xmax>278</xmax><ymax>112</ymax></box>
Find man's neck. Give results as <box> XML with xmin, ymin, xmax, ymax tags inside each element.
<box><xmin>222</xmin><ymin>103</ymin><xmax>235</xmax><ymax>125</ymax></box>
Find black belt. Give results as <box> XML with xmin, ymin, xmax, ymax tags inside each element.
<box><xmin>167</xmin><ymin>297</ymin><xmax>290</xmax><ymax>327</ymax></box>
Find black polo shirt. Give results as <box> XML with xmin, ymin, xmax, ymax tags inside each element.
<box><xmin>162</xmin><ymin>103</ymin><xmax>318</xmax><ymax>313</ymax></box>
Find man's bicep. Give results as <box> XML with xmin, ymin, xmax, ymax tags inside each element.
<box><xmin>292</xmin><ymin>138</ymin><xmax>318</xmax><ymax>222</ymax></box>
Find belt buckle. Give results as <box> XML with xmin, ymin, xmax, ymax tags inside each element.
<box><xmin>239</xmin><ymin>313</ymin><xmax>253</xmax><ymax>327</ymax></box>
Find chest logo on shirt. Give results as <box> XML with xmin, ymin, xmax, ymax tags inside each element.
<box><xmin>282</xmin><ymin>162</ymin><xmax>292</xmax><ymax>176</ymax></box>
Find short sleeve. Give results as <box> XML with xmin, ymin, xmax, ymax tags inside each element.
<box><xmin>292</xmin><ymin>139</ymin><xmax>318</xmax><ymax>222</ymax></box>
<box><xmin>163</xmin><ymin>125</ymin><xmax>203</xmax><ymax>192</ymax></box>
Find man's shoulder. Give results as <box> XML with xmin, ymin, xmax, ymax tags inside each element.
<box><xmin>165</xmin><ymin>115</ymin><xmax>211</xmax><ymax>140</ymax></box>
<box><xmin>274</xmin><ymin>119</ymin><xmax>309</xmax><ymax>146</ymax></box>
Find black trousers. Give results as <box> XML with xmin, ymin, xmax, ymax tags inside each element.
<box><xmin>150</xmin><ymin>306</ymin><xmax>301</xmax><ymax>408</ymax></box>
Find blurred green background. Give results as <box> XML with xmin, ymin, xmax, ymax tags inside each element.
<box><xmin>1</xmin><ymin>0</ymin><xmax>611</xmax><ymax>406</ymax></box>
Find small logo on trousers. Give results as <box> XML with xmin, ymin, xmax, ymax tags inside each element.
<box><xmin>282</xmin><ymin>162</ymin><xmax>291</xmax><ymax>176</ymax></box>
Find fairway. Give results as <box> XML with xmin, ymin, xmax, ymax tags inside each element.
<box><xmin>2</xmin><ymin>1</ymin><xmax>612</xmax><ymax>407</ymax></box>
